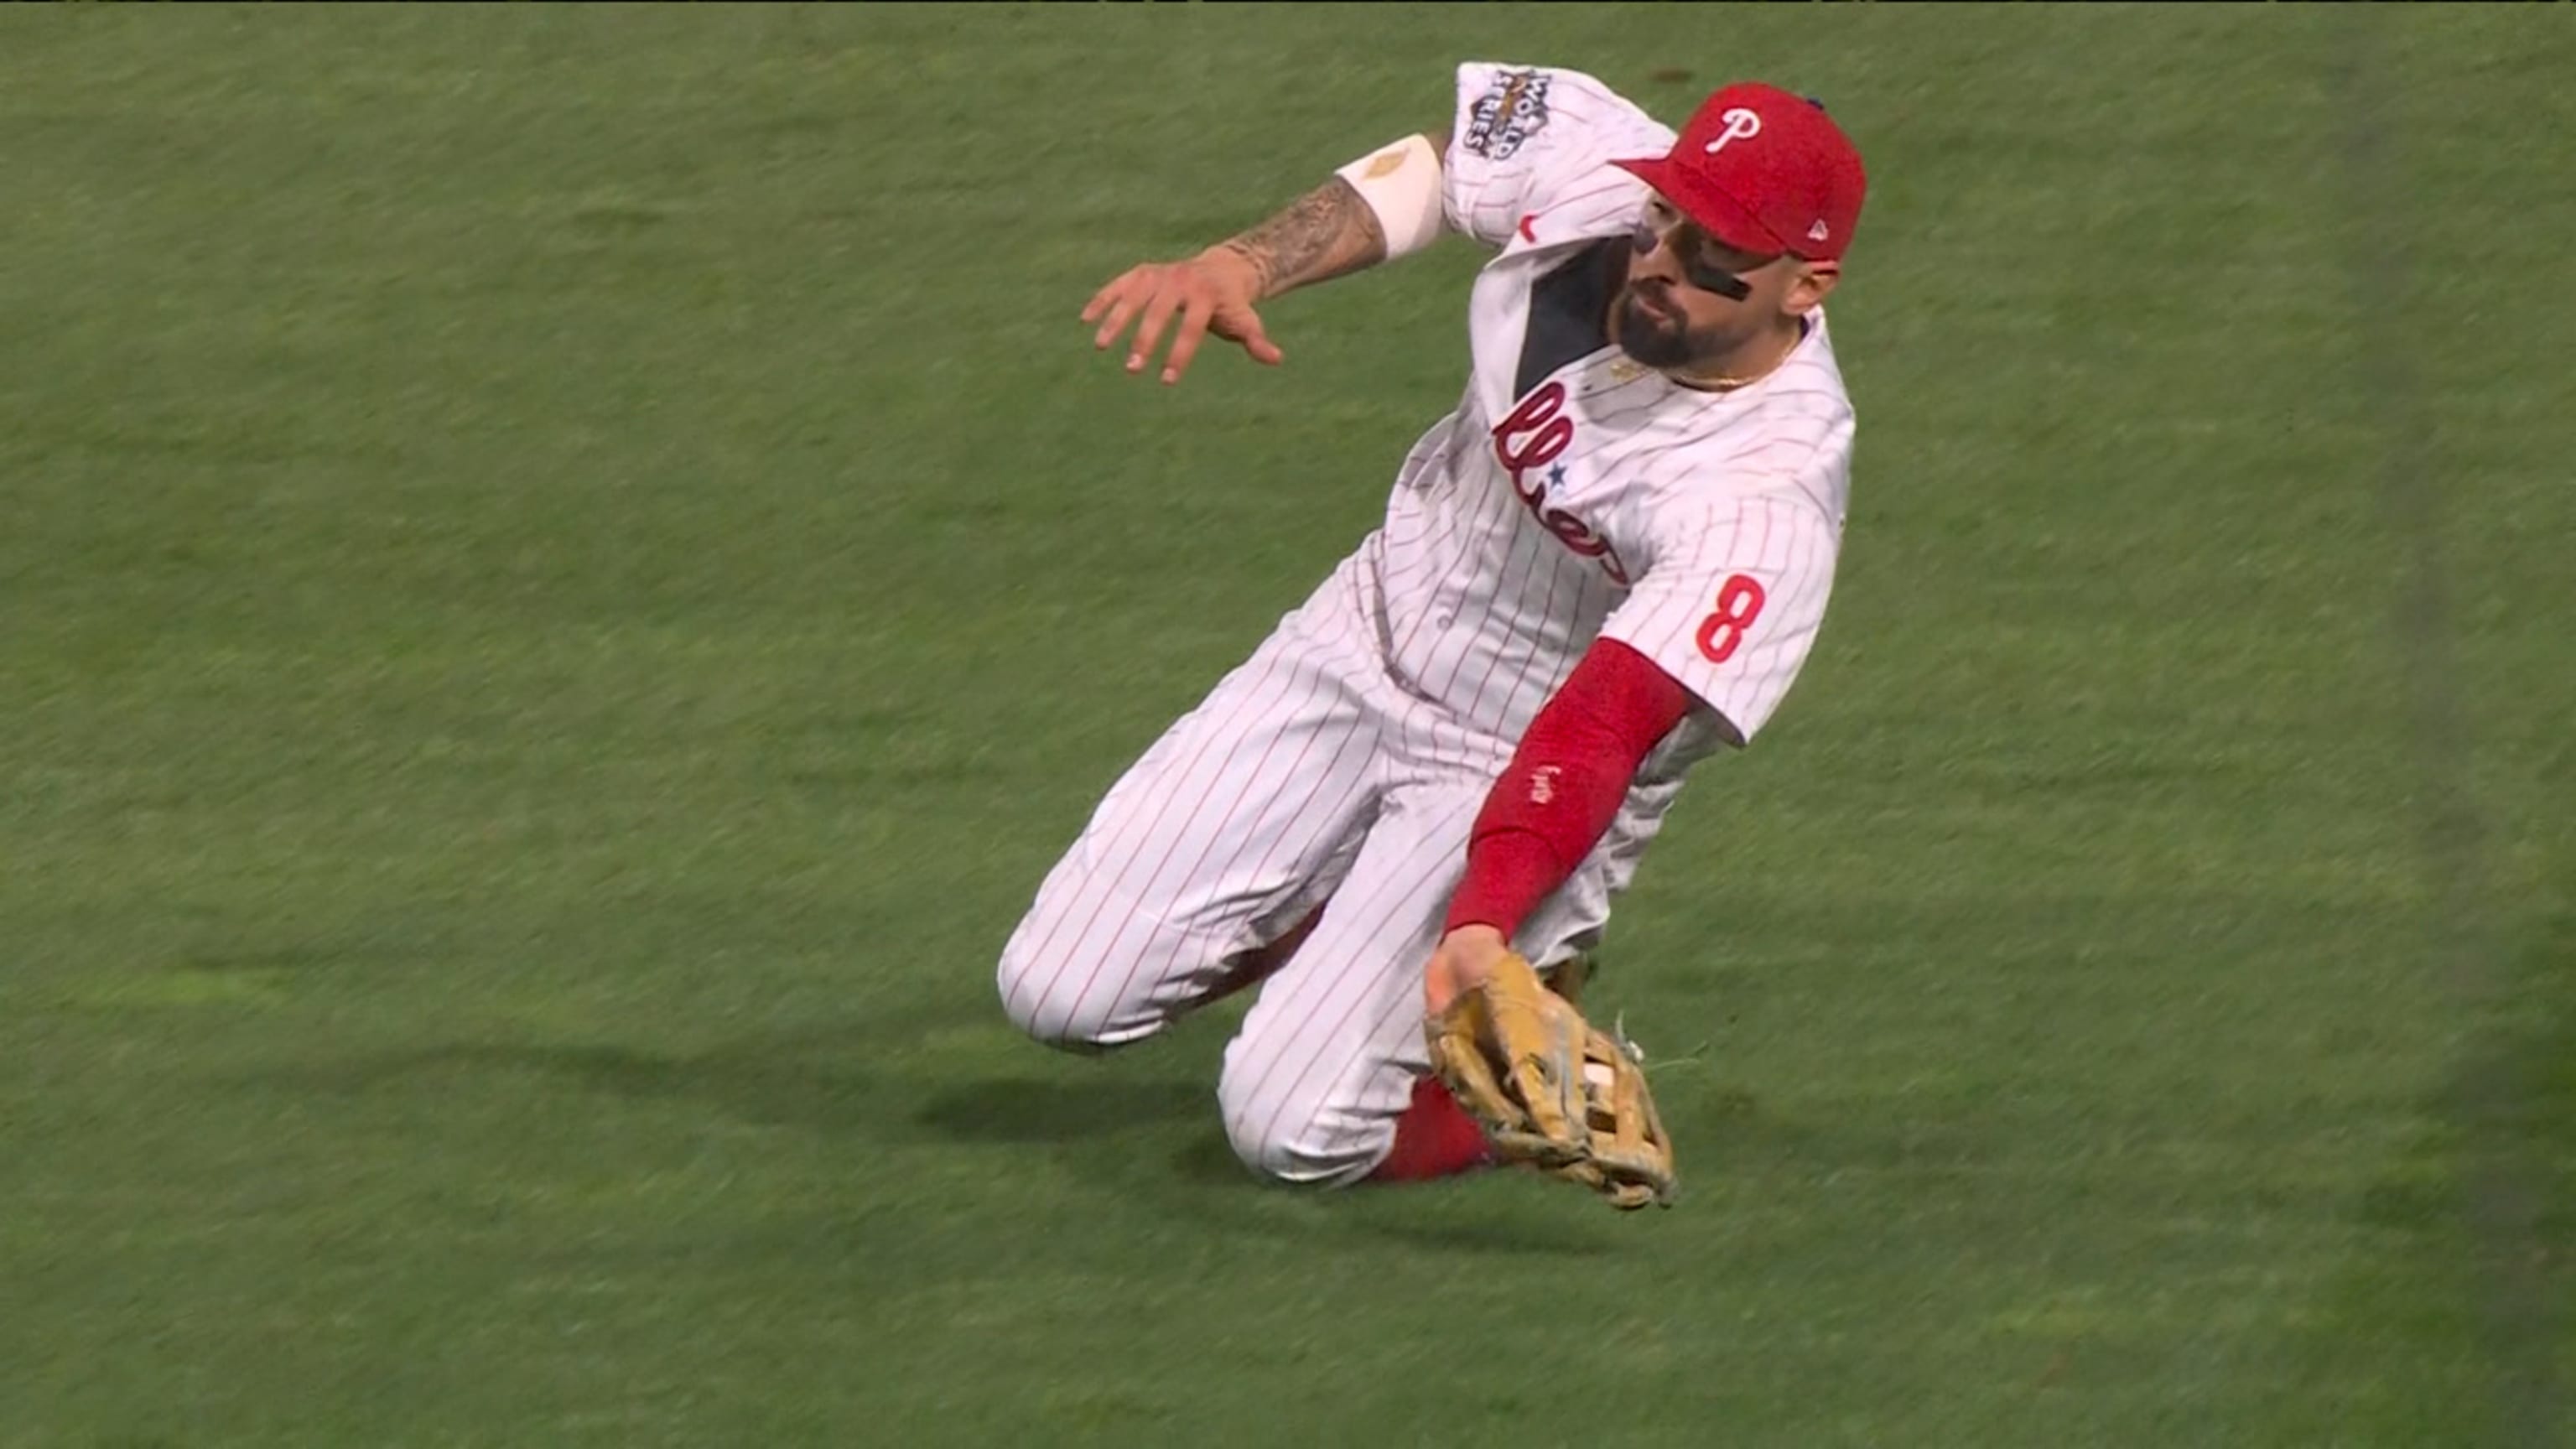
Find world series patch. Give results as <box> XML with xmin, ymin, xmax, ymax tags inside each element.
<box><xmin>1463</xmin><ymin>69</ymin><xmax>1552</xmax><ymax>161</ymax></box>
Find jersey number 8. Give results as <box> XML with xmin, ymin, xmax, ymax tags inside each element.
<box><xmin>1694</xmin><ymin>574</ymin><xmax>1768</xmax><ymax>664</ymax></box>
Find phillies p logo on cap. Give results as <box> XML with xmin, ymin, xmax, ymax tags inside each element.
<box><xmin>1705</xmin><ymin>106</ymin><xmax>1763</xmax><ymax>154</ymax></box>
<box><xmin>1613</xmin><ymin>82</ymin><xmax>1867</xmax><ymax>262</ymax></box>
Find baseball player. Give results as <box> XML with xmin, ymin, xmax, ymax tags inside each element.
<box><xmin>997</xmin><ymin>63</ymin><xmax>1866</xmax><ymax>1207</ymax></box>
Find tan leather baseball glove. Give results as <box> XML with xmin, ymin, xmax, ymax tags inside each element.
<box><xmin>1426</xmin><ymin>950</ymin><xmax>1676</xmax><ymax>1210</ymax></box>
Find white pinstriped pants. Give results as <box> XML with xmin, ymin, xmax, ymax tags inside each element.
<box><xmin>995</xmin><ymin>554</ymin><xmax>1638</xmax><ymax>1187</ymax></box>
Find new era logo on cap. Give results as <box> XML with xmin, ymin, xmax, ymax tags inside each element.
<box><xmin>1613</xmin><ymin>81</ymin><xmax>1867</xmax><ymax>262</ymax></box>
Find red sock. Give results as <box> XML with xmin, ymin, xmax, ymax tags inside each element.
<box><xmin>1368</xmin><ymin>1075</ymin><xmax>1493</xmax><ymax>1183</ymax></box>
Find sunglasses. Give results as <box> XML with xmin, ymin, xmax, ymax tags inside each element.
<box><xmin>1633</xmin><ymin>200</ymin><xmax>1768</xmax><ymax>302</ymax></box>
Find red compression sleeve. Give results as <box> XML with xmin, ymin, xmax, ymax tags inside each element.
<box><xmin>1442</xmin><ymin>638</ymin><xmax>1696</xmax><ymax>938</ymax></box>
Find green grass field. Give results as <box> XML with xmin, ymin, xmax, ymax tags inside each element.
<box><xmin>3</xmin><ymin>8</ymin><xmax>2570</xmax><ymax>1446</ymax></box>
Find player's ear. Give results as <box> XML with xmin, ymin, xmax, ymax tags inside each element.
<box><xmin>1782</xmin><ymin>262</ymin><xmax>1839</xmax><ymax>317</ymax></box>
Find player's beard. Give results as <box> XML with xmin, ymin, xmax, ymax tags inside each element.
<box><xmin>1612</xmin><ymin>283</ymin><xmax>1753</xmax><ymax>374</ymax></box>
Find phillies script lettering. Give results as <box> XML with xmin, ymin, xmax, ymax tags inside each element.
<box><xmin>1490</xmin><ymin>382</ymin><xmax>1630</xmax><ymax>584</ymax></box>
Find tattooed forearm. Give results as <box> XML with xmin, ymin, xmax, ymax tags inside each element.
<box><xmin>1218</xmin><ymin>178</ymin><xmax>1389</xmax><ymax>301</ymax></box>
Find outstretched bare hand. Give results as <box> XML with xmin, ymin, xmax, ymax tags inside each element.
<box><xmin>1080</xmin><ymin>247</ymin><xmax>1285</xmax><ymax>385</ymax></box>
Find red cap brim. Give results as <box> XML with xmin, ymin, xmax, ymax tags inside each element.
<box><xmin>1612</xmin><ymin>155</ymin><xmax>1792</xmax><ymax>258</ymax></box>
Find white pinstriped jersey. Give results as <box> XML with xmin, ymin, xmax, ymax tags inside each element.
<box><xmin>1365</xmin><ymin>61</ymin><xmax>1855</xmax><ymax>786</ymax></box>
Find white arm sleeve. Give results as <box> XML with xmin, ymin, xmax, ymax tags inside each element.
<box><xmin>1332</xmin><ymin>133</ymin><xmax>1446</xmax><ymax>260</ymax></box>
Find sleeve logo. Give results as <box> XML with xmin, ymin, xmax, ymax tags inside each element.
<box><xmin>1463</xmin><ymin>69</ymin><xmax>1553</xmax><ymax>161</ymax></box>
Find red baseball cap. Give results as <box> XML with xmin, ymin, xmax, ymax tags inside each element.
<box><xmin>1612</xmin><ymin>82</ymin><xmax>1867</xmax><ymax>262</ymax></box>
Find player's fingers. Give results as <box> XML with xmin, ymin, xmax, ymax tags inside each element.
<box><xmin>1125</xmin><ymin>285</ymin><xmax>1186</xmax><ymax>376</ymax></box>
<box><xmin>1157</xmin><ymin>293</ymin><xmax>1218</xmax><ymax>384</ymax></box>
<box><xmin>1080</xmin><ymin>267</ymin><xmax>1146</xmax><ymax>329</ymax></box>
<box><xmin>1091</xmin><ymin>284</ymin><xmax>1149</xmax><ymax>352</ymax></box>
<box><xmin>1213</xmin><ymin>304</ymin><xmax>1285</xmax><ymax>368</ymax></box>
<box><xmin>1234</xmin><ymin>309</ymin><xmax>1285</xmax><ymax>367</ymax></box>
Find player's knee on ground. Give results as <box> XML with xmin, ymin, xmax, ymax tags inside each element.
<box><xmin>995</xmin><ymin>939</ymin><xmax>1116</xmax><ymax>1052</ymax></box>
<box><xmin>1215</xmin><ymin>1061</ymin><xmax>1395</xmax><ymax>1188</ymax></box>
<box><xmin>993</xmin><ymin>907</ymin><xmax>1180</xmax><ymax>1053</ymax></box>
